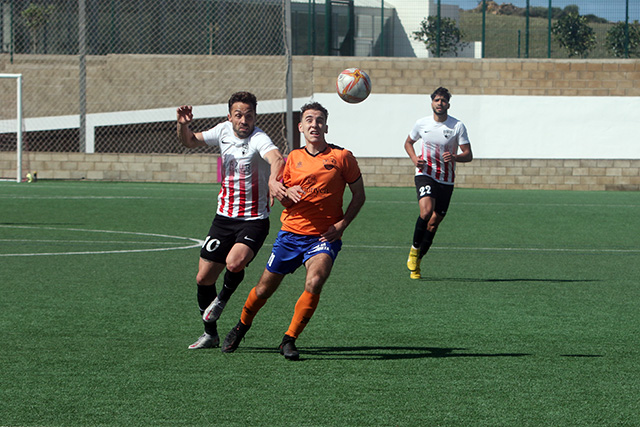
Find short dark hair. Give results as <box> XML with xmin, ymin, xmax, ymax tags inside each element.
<box><xmin>300</xmin><ymin>102</ymin><xmax>328</xmax><ymax>121</ymax></box>
<box><xmin>228</xmin><ymin>91</ymin><xmax>257</xmax><ymax>112</ymax></box>
<box><xmin>430</xmin><ymin>87</ymin><xmax>451</xmax><ymax>101</ymax></box>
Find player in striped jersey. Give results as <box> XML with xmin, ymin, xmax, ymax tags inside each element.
<box><xmin>221</xmin><ymin>102</ymin><xmax>366</xmax><ymax>360</ymax></box>
<box><xmin>404</xmin><ymin>87</ymin><xmax>473</xmax><ymax>279</ymax></box>
<box><xmin>177</xmin><ymin>92</ymin><xmax>286</xmax><ymax>349</ymax></box>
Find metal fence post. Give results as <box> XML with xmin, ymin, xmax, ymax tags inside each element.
<box><xmin>547</xmin><ymin>0</ymin><xmax>552</xmax><ymax>58</ymax></box>
<box><xmin>110</xmin><ymin>0</ymin><xmax>116</xmax><ymax>54</ymax></box>
<box><xmin>312</xmin><ymin>0</ymin><xmax>316</xmax><ymax>54</ymax></box>
<box><xmin>325</xmin><ymin>0</ymin><xmax>331</xmax><ymax>55</ymax></box>
<box><xmin>78</xmin><ymin>0</ymin><xmax>86</xmax><ymax>153</ymax></box>
<box><xmin>481</xmin><ymin>0</ymin><xmax>486</xmax><ymax>58</ymax></box>
<box><xmin>308</xmin><ymin>0</ymin><xmax>312</xmax><ymax>54</ymax></box>
<box><xmin>9</xmin><ymin>0</ymin><xmax>13</xmax><ymax>64</ymax></box>
<box><xmin>625</xmin><ymin>0</ymin><xmax>630</xmax><ymax>58</ymax></box>
<box><xmin>380</xmin><ymin>0</ymin><xmax>384</xmax><ymax>56</ymax></box>
<box><xmin>285</xmin><ymin>0</ymin><xmax>293</xmax><ymax>152</ymax></box>
<box><xmin>525</xmin><ymin>0</ymin><xmax>530</xmax><ymax>58</ymax></box>
<box><xmin>436</xmin><ymin>0</ymin><xmax>441</xmax><ymax>58</ymax></box>
<box><xmin>16</xmin><ymin>73</ymin><xmax>22</xmax><ymax>182</ymax></box>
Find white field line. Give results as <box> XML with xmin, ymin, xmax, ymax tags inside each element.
<box><xmin>0</xmin><ymin>225</ymin><xmax>203</xmax><ymax>257</ymax></box>
<box><xmin>365</xmin><ymin>201</ymin><xmax>640</xmax><ymax>208</ymax></box>
<box><xmin>1</xmin><ymin>227</ymin><xmax>638</xmax><ymax>257</ymax></box>
<box><xmin>1</xmin><ymin>196</ymin><xmax>639</xmax><ymax>209</ymax></box>
<box><xmin>0</xmin><ymin>239</ymin><xmax>184</xmax><ymax>245</ymax></box>
<box><xmin>2</xmin><ymin>192</ymin><xmax>639</xmax><ymax>208</ymax></box>
<box><xmin>0</xmin><ymin>195</ymin><xmax>210</xmax><ymax>200</ymax></box>
<box><xmin>342</xmin><ymin>244</ymin><xmax>640</xmax><ymax>254</ymax></box>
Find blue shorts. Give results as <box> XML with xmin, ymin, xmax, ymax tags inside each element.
<box><xmin>266</xmin><ymin>231</ymin><xmax>343</xmax><ymax>275</ymax></box>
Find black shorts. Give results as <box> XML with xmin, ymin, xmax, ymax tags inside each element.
<box><xmin>414</xmin><ymin>175</ymin><xmax>454</xmax><ymax>218</ymax></box>
<box><xmin>200</xmin><ymin>214</ymin><xmax>270</xmax><ymax>264</ymax></box>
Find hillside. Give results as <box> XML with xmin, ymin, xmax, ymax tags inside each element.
<box><xmin>458</xmin><ymin>9</ymin><xmax>619</xmax><ymax>58</ymax></box>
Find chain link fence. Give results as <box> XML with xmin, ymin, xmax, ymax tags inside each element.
<box><xmin>1</xmin><ymin>0</ymin><xmax>289</xmax><ymax>162</ymax></box>
<box><xmin>286</xmin><ymin>1</ymin><xmax>638</xmax><ymax>59</ymax></box>
<box><xmin>1</xmin><ymin>0</ymin><xmax>638</xmax><ymax>171</ymax></box>
<box><xmin>452</xmin><ymin>0</ymin><xmax>639</xmax><ymax>59</ymax></box>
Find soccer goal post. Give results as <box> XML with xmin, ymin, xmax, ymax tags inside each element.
<box><xmin>0</xmin><ymin>73</ymin><xmax>23</xmax><ymax>183</ymax></box>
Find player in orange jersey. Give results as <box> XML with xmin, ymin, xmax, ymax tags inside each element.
<box><xmin>221</xmin><ymin>102</ymin><xmax>366</xmax><ymax>360</ymax></box>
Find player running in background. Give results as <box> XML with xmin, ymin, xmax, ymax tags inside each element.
<box><xmin>177</xmin><ymin>91</ymin><xmax>286</xmax><ymax>349</ymax></box>
<box><xmin>404</xmin><ymin>87</ymin><xmax>473</xmax><ymax>279</ymax></box>
<box><xmin>221</xmin><ymin>102</ymin><xmax>366</xmax><ymax>360</ymax></box>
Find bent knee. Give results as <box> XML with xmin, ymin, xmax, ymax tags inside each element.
<box><xmin>225</xmin><ymin>261</ymin><xmax>246</xmax><ymax>273</ymax></box>
<box><xmin>255</xmin><ymin>283</ymin><xmax>276</xmax><ymax>299</ymax></box>
<box><xmin>196</xmin><ymin>272</ymin><xmax>214</xmax><ymax>286</ymax></box>
<box><xmin>225</xmin><ymin>249</ymin><xmax>253</xmax><ymax>273</ymax></box>
<box><xmin>419</xmin><ymin>209</ymin><xmax>432</xmax><ymax>220</ymax></box>
<box><xmin>304</xmin><ymin>275</ymin><xmax>329</xmax><ymax>294</ymax></box>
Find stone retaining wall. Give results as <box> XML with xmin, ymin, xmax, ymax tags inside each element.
<box><xmin>2</xmin><ymin>152</ymin><xmax>638</xmax><ymax>191</ymax></box>
<box><xmin>2</xmin><ymin>54</ymin><xmax>639</xmax><ymax>190</ymax></box>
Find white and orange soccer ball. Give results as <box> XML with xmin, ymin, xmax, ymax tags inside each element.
<box><xmin>336</xmin><ymin>68</ymin><xmax>372</xmax><ymax>104</ymax></box>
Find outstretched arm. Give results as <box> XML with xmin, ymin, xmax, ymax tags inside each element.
<box><xmin>177</xmin><ymin>105</ymin><xmax>206</xmax><ymax>148</ymax></box>
<box><xmin>320</xmin><ymin>176</ymin><xmax>366</xmax><ymax>243</ymax></box>
<box><xmin>263</xmin><ymin>148</ymin><xmax>287</xmax><ymax>206</ymax></box>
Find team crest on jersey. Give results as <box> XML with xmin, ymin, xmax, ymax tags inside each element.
<box><xmin>296</xmin><ymin>161</ymin><xmax>303</xmax><ymax>168</ymax></box>
<box><xmin>225</xmin><ymin>157</ymin><xmax>237</xmax><ymax>174</ymax></box>
<box><xmin>443</xmin><ymin>129</ymin><xmax>453</xmax><ymax>139</ymax></box>
<box><xmin>323</xmin><ymin>158</ymin><xmax>337</xmax><ymax>170</ymax></box>
<box><xmin>302</xmin><ymin>174</ymin><xmax>317</xmax><ymax>188</ymax></box>
<box><xmin>300</xmin><ymin>174</ymin><xmax>328</xmax><ymax>194</ymax></box>
<box><xmin>224</xmin><ymin>156</ymin><xmax>250</xmax><ymax>175</ymax></box>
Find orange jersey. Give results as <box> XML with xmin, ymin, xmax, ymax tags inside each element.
<box><xmin>280</xmin><ymin>144</ymin><xmax>361</xmax><ymax>236</ymax></box>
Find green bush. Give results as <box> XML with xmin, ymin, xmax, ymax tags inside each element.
<box><xmin>413</xmin><ymin>15</ymin><xmax>467</xmax><ymax>57</ymax></box>
<box><xmin>606</xmin><ymin>21</ymin><xmax>640</xmax><ymax>57</ymax></box>
<box><xmin>552</xmin><ymin>12</ymin><xmax>596</xmax><ymax>58</ymax></box>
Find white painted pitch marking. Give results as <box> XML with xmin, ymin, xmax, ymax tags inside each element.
<box><xmin>2</xmin><ymin>225</ymin><xmax>637</xmax><ymax>257</ymax></box>
<box><xmin>0</xmin><ymin>225</ymin><xmax>203</xmax><ymax>257</ymax></box>
<box><xmin>342</xmin><ymin>244</ymin><xmax>640</xmax><ymax>254</ymax></box>
<box><xmin>0</xmin><ymin>239</ymin><xmax>184</xmax><ymax>245</ymax></box>
<box><xmin>365</xmin><ymin>200</ymin><xmax>640</xmax><ymax>208</ymax></box>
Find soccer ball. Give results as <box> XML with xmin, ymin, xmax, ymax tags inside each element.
<box><xmin>336</xmin><ymin>68</ymin><xmax>372</xmax><ymax>104</ymax></box>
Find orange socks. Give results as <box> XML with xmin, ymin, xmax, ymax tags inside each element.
<box><xmin>240</xmin><ymin>287</ymin><xmax>268</xmax><ymax>326</ymax></box>
<box><xmin>286</xmin><ymin>290</ymin><xmax>320</xmax><ymax>339</ymax></box>
<box><xmin>240</xmin><ymin>288</ymin><xmax>321</xmax><ymax>338</ymax></box>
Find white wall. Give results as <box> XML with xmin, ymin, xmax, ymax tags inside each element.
<box><xmin>302</xmin><ymin>93</ymin><xmax>640</xmax><ymax>160</ymax></box>
<box><xmin>10</xmin><ymin>92</ymin><xmax>639</xmax><ymax>161</ymax></box>
<box><xmin>391</xmin><ymin>0</ymin><xmax>464</xmax><ymax>58</ymax></box>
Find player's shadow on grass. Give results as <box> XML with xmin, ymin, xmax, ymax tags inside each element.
<box><xmin>245</xmin><ymin>346</ymin><xmax>531</xmax><ymax>361</ymax></box>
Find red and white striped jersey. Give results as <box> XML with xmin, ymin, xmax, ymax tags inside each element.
<box><xmin>201</xmin><ymin>121</ymin><xmax>277</xmax><ymax>220</ymax></box>
<box><xmin>409</xmin><ymin>115</ymin><xmax>470</xmax><ymax>185</ymax></box>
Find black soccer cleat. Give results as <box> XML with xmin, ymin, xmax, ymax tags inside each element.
<box><xmin>278</xmin><ymin>335</ymin><xmax>300</xmax><ymax>361</ymax></box>
<box><xmin>221</xmin><ymin>321</ymin><xmax>250</xmax><ymax>353</ymax></box>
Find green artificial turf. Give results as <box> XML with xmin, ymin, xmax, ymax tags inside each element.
<box><xmin>1</xmin><ymin>181</ymin><xmax>638</xmax><ymax>426</ymax></box>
